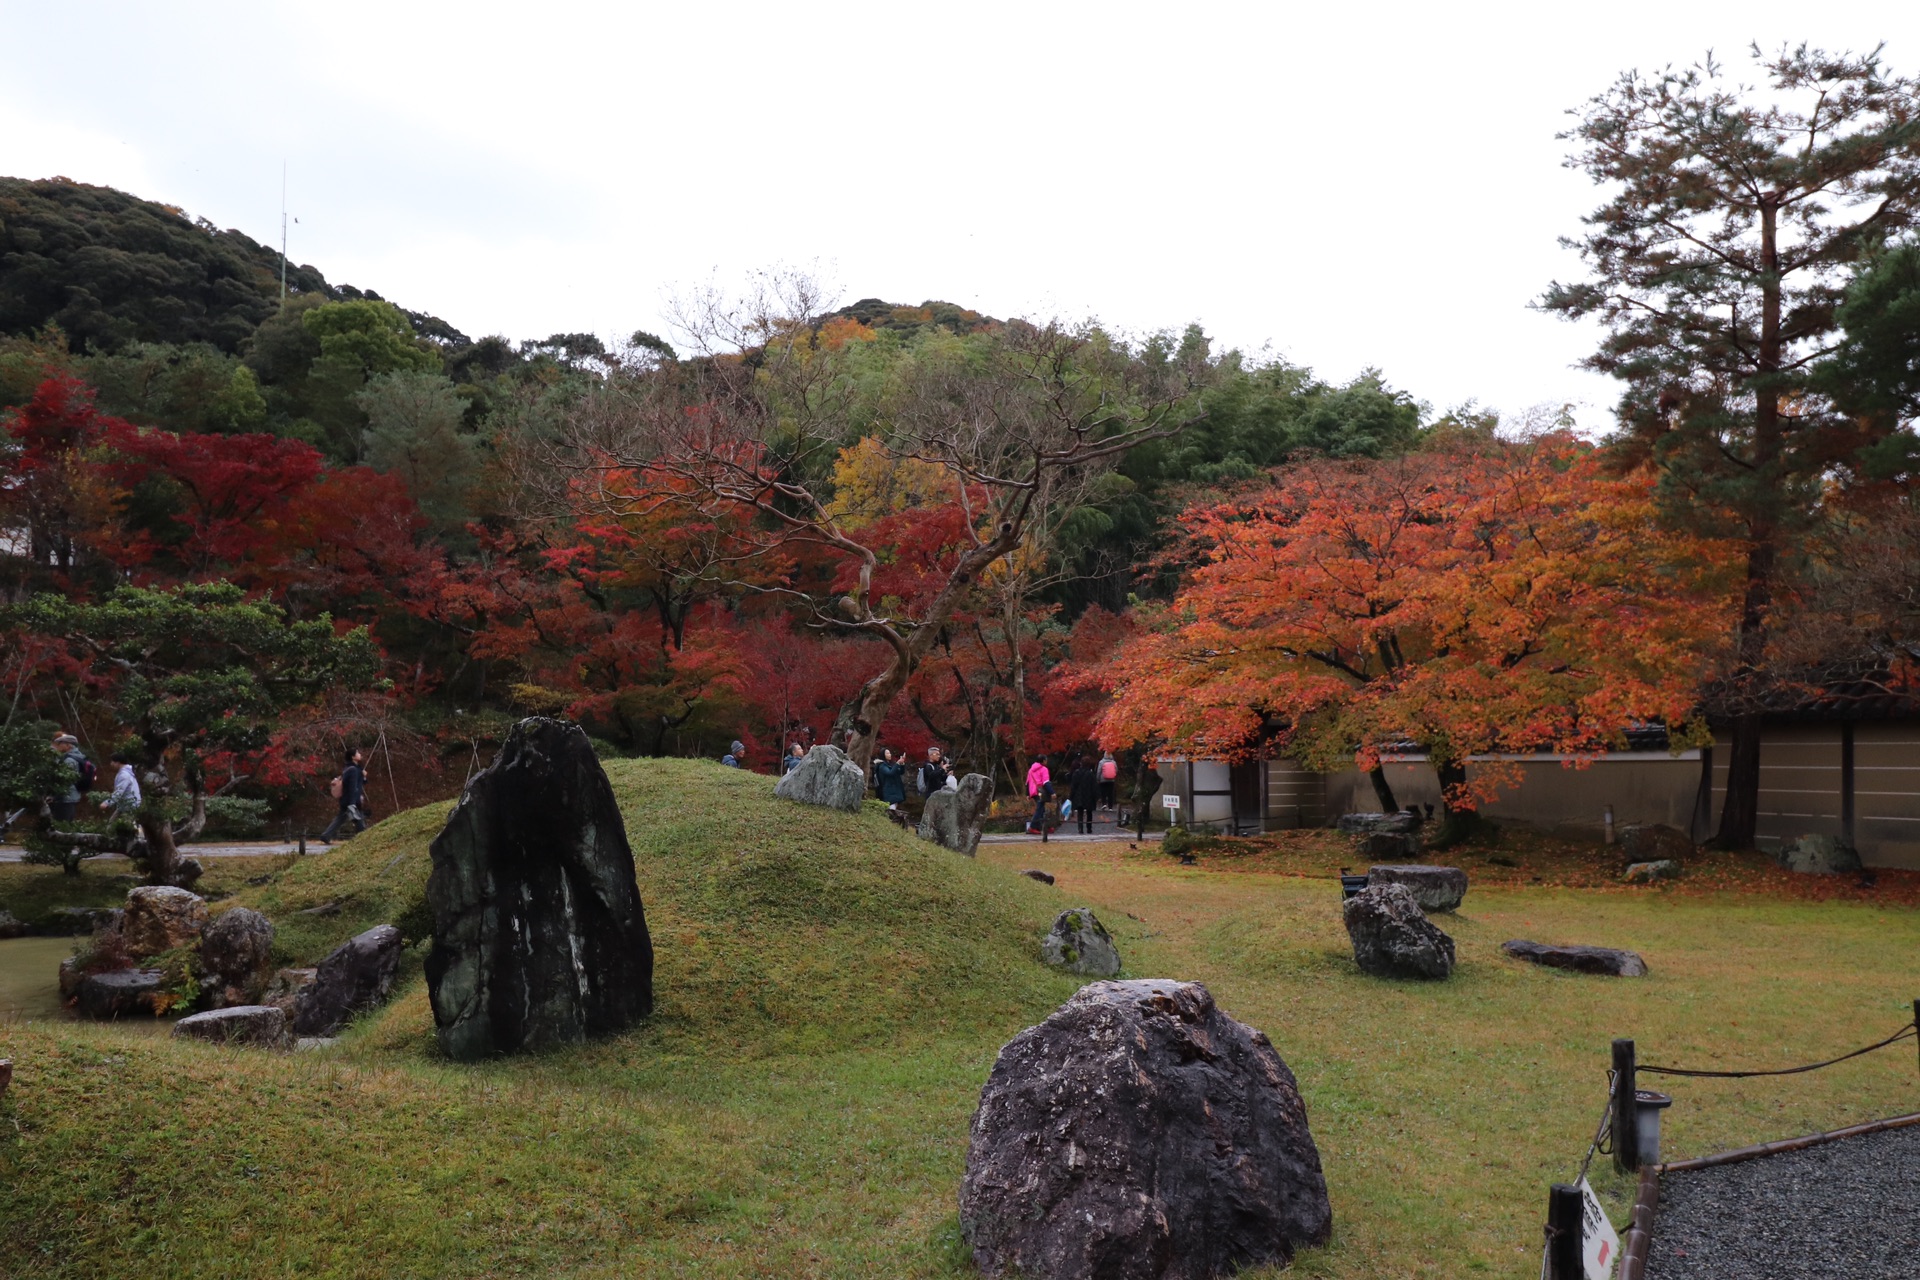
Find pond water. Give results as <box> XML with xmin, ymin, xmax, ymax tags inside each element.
<box><xmin>0</xmin><ymin>936</ymin><xmax>166</xmax><ymax>1035</ymax></box>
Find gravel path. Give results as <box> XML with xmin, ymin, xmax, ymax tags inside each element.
<box><xmin>1645</xmin><ymin>1122</ymin><xmax>1920</xmax><ymax>1279</ymax></box>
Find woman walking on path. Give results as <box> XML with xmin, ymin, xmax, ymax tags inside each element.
<box><xmin>1025</xmin><ymin>755</ymin><xmax>1053</xmax><ymax>836</ymax></box>
<box><xmin>1069</xmin><ymin>755</ymin><xmax>1099</xmax><ymax>834</ymax></box>
<box><xmin>1097</xmin><ymin>751</ymin><xmax>1118</xmax><ymax>810</ymax></box>
<box><xmin>100</xmin><ymin>749</ymin><xmax>141</xmax><ymax>817</ymax></box>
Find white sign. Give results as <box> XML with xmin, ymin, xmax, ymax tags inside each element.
<box><xmin>1578</xmin><ymin>1177</ymin><xmax>1621</xmax><ymax>1279</ymax></box>
<box><xmin>1162</xmin><ymin>794</ymin><xmax>1180</xmax><ymax>810</ymax></box>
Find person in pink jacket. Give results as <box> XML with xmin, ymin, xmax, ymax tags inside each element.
<box><xmin>1025</xmin><ymin>755</ymin><xmax>1053</xmax><ymax>835</ymax></box>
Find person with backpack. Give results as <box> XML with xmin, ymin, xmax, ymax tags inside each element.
<box><xmin>50</xmin><ymin>732</ymin><xmax>94</xmax><ymax>822</ymax></box>
<box><xmin>1098</xmin><ymin>750</ymin><xmax>1119</xmax><ymax>810</ymax></box>
<box><xmin>1025</xmin><ymin>754</ymin><xmax>1054</xmax><ymax>836</ymax></box>
<box><xmin>320</xmin><ymin>749</ymin><xmax>368</xmax><ymax>844</ymax></box>
<box><xmin>918</xmin><ymin>746</ymin><xmax>949</xmax><ymax>798</ymax></box>
<box><xmin>721</xmin><ymin>740</ymin><xmax>747</xmax><ymax>769</ymax></box>
<box><xmin>1069</xmin><ymin>754</ymin><xmax>1099</xmax><ymax>834</ymax></box>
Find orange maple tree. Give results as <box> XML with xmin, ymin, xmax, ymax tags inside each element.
<box><xmin>1093</xmin><ymin>432</ymin><xmax>1741</xmax><ymax>819</ymax></box>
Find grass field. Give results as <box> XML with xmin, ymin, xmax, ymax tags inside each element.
<box><xmin>3</xmin><ymin>762</ymin><xmax>1917</xmax><ymax>1278</ymax></box>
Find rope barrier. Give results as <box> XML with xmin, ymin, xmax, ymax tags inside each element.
<box><xmin>1639</xmin><ymin>1020</ymin><xmax>1917</xmax><ymax>1080</ymax></box>
<box><xmin>1573</xmin><ymin>1072</ymin><xmax>1614</xmax><ymax>1184</ymax></box>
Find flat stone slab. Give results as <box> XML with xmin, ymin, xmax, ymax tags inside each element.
<box><xmin>1501</xmin><ymin>940</ymin><xmax>1647</xmax><ymax>977</ymax></box>
<box><xmin>172</xmin><ymin>1005</ymin><xmax>288</xmax><ymax>1046</ymax></box>
<box><xmin>1338</xmin><ymin>812</ymin><xmax>1418</xmax><ymax>835</ymax></box>
<box><xmin>1367</xmin><ymin>864</ymin><xmax>1467</xmax><ymax>912</ymax></box>
<box><xmin>75</xmin><ymin>969</ymin><xmax>165</xmax><ymax>1019</ymax></box>
<box><xmin>1018</xmin><ymin>869</ymin><xmax>1055</xmax><ymax>885</ymax></box>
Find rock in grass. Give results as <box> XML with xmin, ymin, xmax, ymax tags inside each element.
<box><xmin>1618</xmin><ymin>823</ymin><xmax>1693</xmax><ymax>863</ymax></box>
<box><xmin>291</xmin><ymin>925</ymin><xmax>404</xmax><ymax>1036</ymax></box>
<box><xmin>200</xmin><ymin>908</ymin><xmax>275</xmax><ymax>1008</ymax></box>
<box><xmin>1501</xmin><ymin>940</ymin><xmax>1648</xmax><ymax>977</ymax></box>
<box><xmin>1360</xmin><ymin>831</ymin><xmax>1422</xmax><ymax>859</ymax></box>
<box><xmin>426</xmin><ymin>717</ymin><xmax>654</xmax><ymax>1060</ymax></box>
<box><xmin>1337</xmin><ymin>811</ymin><xmax>1418</xmax><ymax>835</ymax></box>
<box><xmin>1343</xmin><ymin>883</ymin><xmax>1455</xmax><ymax>980</ymax></box>
<box><xmin>773</xmin><ymin>743</ymin><xmax>867</xmax><ymax>812</ymax></box>
<box><xmin>1041</xmin><ymin>907</ymin><xmax>1121</xmax><ymax>977</ymax></box>
<box><xmin>1624</xmin><ymin>859</ymin><xmax>1681</xmax><ymax>884</ymax></box>
<box><xmin>1366</xmin><ymin>864</ymin><xmax>1467</xmax><ymax>912</ymax></box>
<box><xmin>960</xmin><ymin>978</ymin><xmax>1332</xmax><ymax>1279</ymax></box>
<box><xmin>918</xmin><ymin>773</ymin><xmax>994</xmax><ymax>855</ymax></box>
<box><xmin>1020</xmin><ymin>869</ymin><xmax>1055</xmax><ymax>885</ymax></box>
<box><xmin>172</xmin><ymin>1005</ymin><xmax>287</xmax><ymax>1046</ymax></box>
<box><xmin>75</xmin><ymin>969</ymin><xmax>165</xmax><ymax>1019</ymax></box>
<box><xmin>1776</xmin><ymin>833</ymin><xmax>1863</xmax><ymax>875</ymax></box>
<box><xmin>121</xmin><ymin>885</ymin><xmax>207</xmax><ymax>958</ymax></box>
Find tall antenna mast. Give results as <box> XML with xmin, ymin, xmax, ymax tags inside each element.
<box><xmin>279</xmin><ymin>162</ymin><xmax>288</xmax><ymax>302</ymax></box>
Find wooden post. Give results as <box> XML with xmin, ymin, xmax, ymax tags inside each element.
<box><xmin>1841</xmin><ymin>722</ymin><xmax>1856</xmax><ymax>850</ymax></box>
<box><xmin>1613</xmin><ymin>1038</ymin><xmax>1639</xmax><ymax>1173</ymax></box>
<box><xmin>298</xmin><ymin>826</ymin><xmax>307</xmax><ymax>857</ymax></box>
<box><xmin>1546</xmin><ymin>1183</ymin><xmax>1583</xmax><ymax>1280</ymax></box>
<box><xmin>1913</xmin><ymin>999</ymin><xmax>1918</xmax><ymax>1077</ymax></box>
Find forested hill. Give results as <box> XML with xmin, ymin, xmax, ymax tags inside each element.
<box><xmin>0</xmin><ymin>176</ymin><xmax>460</xmax><ymax>353</ymax></box>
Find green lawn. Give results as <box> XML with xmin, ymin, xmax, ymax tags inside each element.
<box><xmin>3</xmin><ymin>762</ymin><xmax>1917</xmax><ymax>1278</ymax></box>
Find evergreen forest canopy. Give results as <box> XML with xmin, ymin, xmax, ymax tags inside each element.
<box><xmin>3</xmin><ymin>48</ymin><xmax>1919</xmax><ymax>863</ymax></box>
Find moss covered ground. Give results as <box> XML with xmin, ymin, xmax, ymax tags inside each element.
<box><xmin>3</xmin><ymin>763</ymin><xmax>1918</xmax><ymax>1278</ymax></box>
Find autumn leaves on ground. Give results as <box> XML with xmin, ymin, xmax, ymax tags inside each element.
<box><xmin>5</xmin><ymin>764</ymin><xmax>1918</xmax><ymax>1279</ymax></box>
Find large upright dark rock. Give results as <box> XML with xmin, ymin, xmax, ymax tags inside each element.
<box><xmin>961</xmin><ymin>979</ymin><xmax>1332</xmax><ymax>1279</ymax></box>
<box><xmin>425</xmin><ymin>717</ymin><xmax>654</xmax><ymax>1060</ymax></box>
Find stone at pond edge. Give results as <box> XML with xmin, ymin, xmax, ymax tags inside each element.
<box><xmin>0</xmin><ymin>909</ymin><xmax>26</xmax><ymax>939</ymax></box>
<box><xmin>173</xmin><ymin>1005</ymin><xmax>288</xmax><ymax>1046</ymax></box>
<box><xmin>121</xmin><ymin>885</ymin><xmax>207</xmax><ymax>958</ymax></box>
<box><xmin>1342</xmin><ymin>883</ymin><xmax>1455</xmax><ymax>980</ymax></box>
<box><xmin>1624</xmin><ymin>860</ymin><xmax>1681</xmax><ymax>884</ymax></box>
<box><xmin>1776</xmin><ymin>833</ymin><xmax>1863</xmax><ymax>875</ymax></box>
<box><xmin>1501</xmin><ymin>940</ymin><xmax>1648</xmax><ymax>978</ymax></box>
<box><xmin>918</xmin><ymin>773</ymin><xmax>994</xmax><ymax>855</ymax></box>
<box><xmin>961</xmin><ymin>978</ymin><xmax>1332</xmax><ymax>1280</ymax></box>
<box><xmin>76</xmin><ymin>969</ymin><xmax>166</xmax><ymax>1019</ymax></box>
<box><xmin>426</xmin><ymin>716</ymin><xmax>654</xmax><ymax>1060</ymax></box>
<box><xmin>773</xmin><ymin>743</ymin><xmax>867</xmax><ymax>812</ymax></box>
<box><xmin>1366</xmin><ymin>864</ymin><xmax>1467</xmax><ymax>912</ymax></box>
<box><xmin>1618</xmin><ymin>823</ymin><xmax>1693</xmax><ymax>864</ymax></box>
<box><xmin>1040</xmin><ymin>907</ymin><xmax>1122</xmax><ymax>977</ymax></box>
<box><xmin>43</xmin><ymin>906</ymin><xmax>120</xmax><ymax>935</ymax></box>
<box><xmin>200</xmin><ymin>908</ymin><xmax>276</xmax><ymax>1008</ymax></box>
<box><xmin>291</xmin><ymin>925</ymin><xmax>404</xmax><ymax>1036</ymax></box>
<box><xmin>1020</xmin><ymin>869</ymin><xmax>1055</xmax><ymax>885</ymax></box>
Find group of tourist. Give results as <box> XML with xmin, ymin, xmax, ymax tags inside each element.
<box><xmin>1024</xmin><ymin>751</ymin><xmax>1119</xmax><ymax>836</ymax></box>
<box><xmin>44</xmin><ymin>732</ymin><xmax>140</xmax><ymax>823</ymax></box>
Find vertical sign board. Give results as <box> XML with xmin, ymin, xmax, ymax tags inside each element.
<box><xmin>1578</xmin><ymin>1178</ymin><xmax>1621</xmax><ymax>1279</ymax></box>
<box><xmin>1163</xmin><ymin>794</ymin><xmax>1180</xmax><ymax>813</ymax></box>
<box><xmin>1539</xmin><ymin>1179</ymin><xmax>1621</xmax><ymax>1280</ymax></box>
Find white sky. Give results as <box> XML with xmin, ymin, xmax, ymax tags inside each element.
<box><xmin>2</xmin><ymin>2</ymin><xmax>1915</xmax><ymax>429</ymax></box>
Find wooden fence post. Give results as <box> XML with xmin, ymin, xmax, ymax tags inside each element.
<box><xmin>1613</xmin><ymin>1038</ymin><xmax>1639</xmax><ymax>1173</ymax></box>
<box><xmin>1547</xmin><ymin>1183</ymin><xmax>1583</xmax><ymax>1280</ymax></box>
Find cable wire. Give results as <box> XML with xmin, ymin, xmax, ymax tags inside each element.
<box><xmin>1639</xmin><ymin>1021</ymin><xmax>1917</xmax><ymax>1080</ymax></box>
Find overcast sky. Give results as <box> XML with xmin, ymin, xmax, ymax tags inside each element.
<box><xmin>3</xmin><ymin>2</ymin><xmax>1916</xmax><ymax>428</ymax></box>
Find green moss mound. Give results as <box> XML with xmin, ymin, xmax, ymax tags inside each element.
<box><xmin>230</xmin><ymin>757</ymin><xmax>1074</xmax><ymax>1056</ymax></box>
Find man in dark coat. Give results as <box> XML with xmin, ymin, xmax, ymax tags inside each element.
<box><xmin>1068</xmin><ymin>755</ymin><xmax>1099</xmax><ymax>834</ymax></box>
<box><xmin>320</xmin><ymin>748</ymin><xmax>369</xmax><ymax>844</ymax></box>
